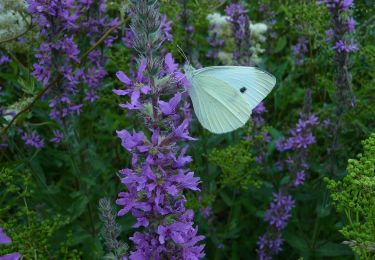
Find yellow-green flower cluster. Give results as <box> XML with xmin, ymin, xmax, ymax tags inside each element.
<box><xmin>325</xmin><ymin>133</ymin><xmax>375</xmax><ymax>259</ymax></box>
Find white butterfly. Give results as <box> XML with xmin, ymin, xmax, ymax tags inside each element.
<box><xmin>185</xmin><ymin>65</ymin><xmax>276</xmax><ymax>134</ymax></box>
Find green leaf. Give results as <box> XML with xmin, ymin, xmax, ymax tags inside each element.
<box><xmin>284</xmin><ymin>231</ymin><xmax>310</xmax><ymax>258</ymax></box>
<box><xmin>273</xmin><ymin>36</ymin><xmax>287</xmax><ymax>53</ymax></box>
<box><xmin>315</xmin><ymin>242</ymin><xmax>353</xmax><ymax>257</ymax></box>
<box><xmin>220</xmin><ymin>191</ymin><xmax>233</xmax><ymax>207</ymax></box>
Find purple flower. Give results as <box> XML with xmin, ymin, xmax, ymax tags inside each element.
<box><xmin>264</xmin><ymin>192</ymin><xmax>295</xmax><ymax>230</ymax></box>
<box><xmin>59</xmin><ymin>35</ymin><xmax>80</xmax><ymax>62</ymax></box>
<box><xmin>224</xmin><ymin>3</ymin><xmax>248</xmax><ymax>63</ymax></box>
<box><xmin>122</xmin><ymin>27</ymin><xmax>135</xmax><ymax>48</ymax></box>
<box><xmin>276</xmin><ymin>114</ymin><xmax>318</xmax><ymax>152</ymax></box>
<box><xmin>292</xmin><ymin>36</ymin><xmax>308</xmax><ymax>65</ymax></box>
<box><xmin>114</xmin><ymin>59</ymin><xmax>151</xmax><ymax>99</ymax></box>
<box><xmin>170</xmin><ymin>169</ymin><xmax>201</xmax><ymax>191</ymax></box>
<box><xmin>172</xmin><ymin>119</ymin><xmax>197</xmax><ymax>141</ymax></box>
<box><xmin>21</xmin><ymin>131</ymin><xmax>45</xmax><ymax>149</ymax></box>
<box><xmin>325</xmin><ymin>28</ymin><xmax>335</xmax><ymax>42</ymax></box>
<box><xmin>316</xmin><ymin>0</ymin><xmax>353</xmax><ymax>10</ymax></box>
<box><xmin>160</xmin><ymin>15</ymin><xmax>173</xmax><ymax>41</ymax></box>
<box><xmin>256</xmin><ymin>233</ymin><xmax>283</xmax><ymax>260</ymax></box>
<box><xmin>164</xmin><ymin>53</ymin><xmax>189</xmax><ymax>88</ymax></box>
<box><xmin>0</xmin><ymin>56</ymin><xmax>11</xmax><ymax>65</ymax></box>
<box><xmin>158</xmin><ymin>93</ymin><xmax>182</xmax><ymax>116</ymax></box>
<box><xmin>116</xmin><ymin>129</ymin><xmax>145</xmax><ymax>152</ymax></box>
<box><xmin>200</xmin><ymin>207</ymin><xmax>212</xmax><ymax>219</ymax></box>
<box><xmin>50</xmin><ymin>130</ymin><xmax>64</xmax><ymax>143</ymax></box>
<box><xmin>252</xmin><ymin>102</ymin><xmax>267</xmax><ymax>125</ymax></box>
<box><xmin>333</xmin><ymin>40</ymin><xmax>358</xmax><ymax>53</ymax></box>
<box><xmin>0</xmin><ymin>227</ymin><xmax>21</xmax><ymax>260</ymax></box>
<box><xmin>116</xmin><ymin>191</ymin><xmax>152</xmax><ymax>217</ymax></box>
<box><xmin>346</xmin><ymin>17</ymin><xmax>356</xmax><ymax>33</ymax></box>
<box><xmin>225</xmin><ymin>3</ymin><xmax>247</xmax><ymax>40</ymax></box>
<box><xmin>185</xmin><ymin>25</ymin><xmax>194</xmax><ymax>33</ymax></box>
<box><xmin>0</xmin><ymin>252</ymin><xmax>22</xmax><ymax>260</ymax></box>
<box><xmin>293</xmin><ymin>170</ymin><xmax>305</xmax><ymax>187</ymax></box>
<box><xmin>318</xmin><ymin>0</ymin><xmax>357</xmax><ymax>110</ymax></box>
<box><xmin>207</xmin><ymin>22</ymin><xmax>225</xmax><ymax>59</ymax></box>
<box><xmin>0</xmin><ymin>228</ymin><xmax>11</xmax><ymax>244</ymax></box>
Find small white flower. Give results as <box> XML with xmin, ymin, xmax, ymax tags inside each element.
<box><xmin>251</xmin><ymin>23</ymin><xmax>268</xmax><ymax>35</ymax></box>
<box><xmin>206</xmin><ymin>13</ymin><xmax>231</xmax><ymax>37</ymax></box>
<box><xmin>217</xmin><ymin>51</ymin><xmax>233</xmax><ymax>65</ymax></box>
<box><xmin>0</xmin><ymin>0</ymin><xmax>28</xmax><ymax>42</ymax></box>
<box><xmin>2</xmin><ymin>0</ymin><xmax>27</xmax><ymax>13</ymax></box>
<box><xmin>250</xmin><ymin>23</ymin><xmax>268</xmax><ymax>43</ymax></box>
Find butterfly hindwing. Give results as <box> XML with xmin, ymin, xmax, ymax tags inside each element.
<box><xmin>189</xmin><ymin>73</ymin><xmax>252</xmax><ymax>134</ymax></box>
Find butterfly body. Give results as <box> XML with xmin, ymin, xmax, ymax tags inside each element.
<box><xmin>185</xmin><ymin>65</ymin><xmax>276</xmax><ymax>134</ymax></box>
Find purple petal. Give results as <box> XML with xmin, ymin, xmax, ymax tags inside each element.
<box><xmin>116</xmin><ymin>71</ymin><xmax>132</xmax><ymax>85</ymax></box>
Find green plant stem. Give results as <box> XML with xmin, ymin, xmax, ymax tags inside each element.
<box><xmin>79</xmin><ymin>18</ymin><xmax>128</xmax><ymax>64</ymax></box>
<box><xmin>310</xmin><ymin>217</ymin><xmax>320</xmax><ymax>251</ymax></box>
<box><xmin>0</xmin><ymin>76</ymin><xmax>61</xmax><ymax>136</ymax></box>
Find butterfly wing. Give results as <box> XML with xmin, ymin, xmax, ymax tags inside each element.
<box><xmin>189</xmin><ymin>73</ymin><xmax>252</xmax><ymax>134</ymax></box>
<box><xmin>194</xmin><ymin>66</ymin><xmax>276</xmax><ymax>111</ymax></box>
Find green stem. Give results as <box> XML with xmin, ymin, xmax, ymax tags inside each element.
<box><xmin>345</xmin><ymin>209</ymin><xmax>353</xmax><ymax>225</ymax></box>
<box><xmin>310</xmin><ymin>217</ymin><xmax>320</xmax><ymax>252</ymax></box>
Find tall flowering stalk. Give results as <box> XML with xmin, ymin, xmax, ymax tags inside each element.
<box><xmin>206</xmin><ymin>13</ymin><xmax>225</xmax><ymax>60</ymax></box>
<box><xmin>257</xmin><ymin>91</ymin><xmax>319</xmax><ymax>259</ymax></box>
<box><xmin>206</xmin><ymin>4</ymin><xmax>268</xmax><ymax>65</ymax></box>
<box><xmin>27</xmin><ymin>0</ymin><xmax>118</xmax><ymax>130</ymax></box>
<box><xmin>323</xmin><ymin>0</ymin><xmax>357</xmax><ymax>107</ymax></box>
<box><xmin>317</xmin><ymin>0</ymin><xmax>357</xmax><ymax>151</ymax></box>
<box><xmin>114</xmin><ymin>1</ymin><xmax>204</xmax><ymax>259</ymax></box>
<box><xmin>292</xmin><ymin>36</ymin><xmax>308</xmax><ymax>66</ymax></box>
<box><xmin>225</xmin><ymin>3</ymin><xmax>249</xmax><ymax>63</ymax></box>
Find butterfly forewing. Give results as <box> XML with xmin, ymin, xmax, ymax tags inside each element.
<box><xmin>189</xmin><ymin>73</ymin><xmax>252</xmax><ymax>134</ymax></box>
<box><xmin>194</xmin><ymin>66</ymin><xmax>276</xmax><ymax>111</ymax></box>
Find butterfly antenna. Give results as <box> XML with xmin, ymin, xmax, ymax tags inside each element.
<box><xmin>176</xmin><ymin>44</ymin><xmax>190</xmax><ymax>65</ymax></box>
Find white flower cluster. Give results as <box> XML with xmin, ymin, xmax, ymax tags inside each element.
<box><xmin>206</xmin><ymin>12</ymin><xmax>269</xmax><ymax>65</ymax></box>
<box><xmin>0</xmin><ymin>0</ymin><xmax>28</xmax><ymax>43</ymax></box>
<box><xmin>206</xmin><ymin>13</ymin><xmax>232</xmax><ymax>38</ymax></box>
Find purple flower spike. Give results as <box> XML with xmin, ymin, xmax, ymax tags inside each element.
<box><xmin>27</xmin><ymin>0</ymin><xmax>117</xmax><ymax>123</ymax></box>
<box><xmin>114</xmin><ymin>2</ymin><xmax>204</xmax><ymax>258</ymax></box>
<box><xmin>264</xmin><ymin>192</ymin><xmax>295</xmax><ymax>230</ymax></box>
<box><xmin>317</xmin><ymin>0</ymin><xmax>357</xmax><ymax>110</ymax></box>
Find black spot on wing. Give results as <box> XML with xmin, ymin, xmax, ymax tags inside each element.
<box><xmin>240</xmin><ymin>87</ymin><xmax>247</xmax><ymax>93</ymax></box>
